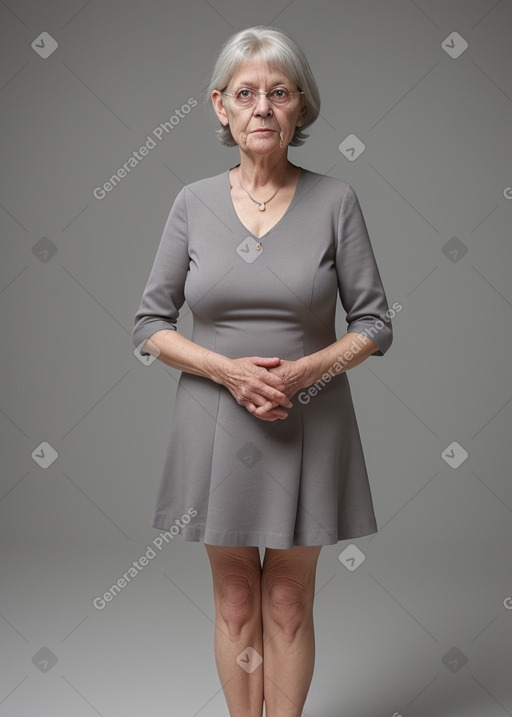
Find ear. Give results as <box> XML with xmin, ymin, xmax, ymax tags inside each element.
<box><xmin>211</xmin><ymin>90</ymin><xmax>229</xmax><ymax>127</ymax></box>
<box><xmin>295</xmin><ymin>98</ymin><xmax>308</xmax><ymax>127</ymax></box>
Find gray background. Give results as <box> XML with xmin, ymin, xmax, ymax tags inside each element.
<box><xmin>1</xmin><ymin>0</ymin><xmax>511</xmax><ymax>715</ymax></box>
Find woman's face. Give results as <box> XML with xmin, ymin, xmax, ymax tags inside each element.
<box><xmin>211</xmin><ymin>57</ymin><xmax>307</xmax><ymax>155</ymax></box>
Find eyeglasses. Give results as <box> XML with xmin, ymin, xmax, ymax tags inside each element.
<box><xmin>221</xmin><ymin>87</ymin><xmax>304</xmax><ymax>108</ymax></box>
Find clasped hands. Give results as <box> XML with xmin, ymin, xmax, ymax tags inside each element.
<box><xmin>218</xmin><ymin>356</ymin><xmax>311</xmax><ymax>422</ymax></box>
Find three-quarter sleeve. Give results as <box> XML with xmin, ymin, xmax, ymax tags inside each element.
<box><xmin>335</xmin><ymin>183</ymin><xmax>393</xmax><ymax>356</ymax></box>
<box><xmin>132</xmin><ymin>186</ymin><xmax>190</xmax><ymax>356</ymax></box>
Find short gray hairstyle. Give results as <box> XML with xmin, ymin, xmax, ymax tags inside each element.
<box><xmin>205</xmin><ymin>25</ymin><xmax>321</xmax><ymax>147</ymax></box>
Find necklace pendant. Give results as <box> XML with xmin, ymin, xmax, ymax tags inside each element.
<box><xmin>256</xmin><ymin>242</ymin><xmax>262</xmax><ymax>251</ymax></box>
<box><xmin>258</xmin><ymin>202</ymin><xmax>266</xmax><ymax>211</ymax></box>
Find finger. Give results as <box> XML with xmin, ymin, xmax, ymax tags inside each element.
<box><xmin>246</xmin><ymin>364</ymin><xmax>286</xmax><ymax>390</ymax></box>
<box><xmin>260</xmin><ymin>386</ymin><xmax>293</xmax><ymax>407</ymax></box>
<box><xmin>241</xmin><ymin>394</ymin><xmax>288</xmax><ymax>420</ymax></box>
<box><xmin>255</xmin><ymin>407</ymin><xmax>289</xmax><ymax>421</ymax></box>
<box><xmin>237</xmin><ymin>378</ymin><xmax>291</xmax><ymax>408</ymax></box>
<box><xmin>236</xmin><ymin>359</ymin><xmax>288</xmax><ymax>389</ymax></box>
<box><xmin>248</xmin><ymin>356</ymin><xmax>282</xmax><ymax>368</ymax></box>
<box><xmin>253</xmin><ymin>399</ymin><xmax>279</xmax><ymax>414</ymax></box>
<box><xmin>251</xmin><ymin>386</ymin><xmax>292</xmax><ymax>408</ymax></box>
<box><xmin>243</xmin><ymin>401</ymin><xmax>283</xmax><ymax>420</ymax></box>
<box><xmin>253</xmin><ymin>398</ymin><xmax>290</xmax><ymax>417</ymax></box>
<box><xmin>248</xmin><ymin>375</ymin><xmax>293</xmax><ymax>404</ymax></box>
<box><xmin>259</xmin><ymin>371</ymin><xmax>287</xmax><ymax>390</ymax></box>
<box><xmin>247</xmin><ymin>403</ymin><xmax>287</xmax><ymax>421</ymax></box>
<box><xmin>238</xmin><ymin>392</ymin><xmax>278</xmax><ymax>412</ymax></box>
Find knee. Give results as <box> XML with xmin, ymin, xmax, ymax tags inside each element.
<box><xmin>264</xmin><ymin>577</ymin><xmax>310</xmax><ymax>640</ymax></box>
<box><xmin>217</xmin><ymin>573</ymin><xmax>259</xmax><ymax>636</ymax></box>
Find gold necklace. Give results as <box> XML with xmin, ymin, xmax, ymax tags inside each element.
<box><xmin>238</xmin><ymin>165</ymin><xmax>288</xmax><ymax>211</ymax></box>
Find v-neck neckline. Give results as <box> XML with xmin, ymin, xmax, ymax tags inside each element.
<box><xmin>225</xmin><ymin>164</ymin><xmax>305</xmax><ymax>240</ymax></box>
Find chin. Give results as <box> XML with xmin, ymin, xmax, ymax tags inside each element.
<box><xmin>246</xmin><ymin>136</ymin><xmax>280</xmax><ymax>148</ymax></box>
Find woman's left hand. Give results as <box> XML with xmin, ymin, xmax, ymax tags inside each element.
<box><xmin>252</xmin><ymin>358</ymin><xmax>311</xmax><ymax>418</ymax></box>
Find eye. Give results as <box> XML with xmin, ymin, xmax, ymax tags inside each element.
<box><xmin>236</xmin><ymin>88</ymin><xmax>254</xmax><ymax>100</ymax></box>
<box><xmin>271</xmin><ymin>88</ymin><xmax>289</xmax><ymax>99</ymax></box>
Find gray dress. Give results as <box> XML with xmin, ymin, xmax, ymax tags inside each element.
<box><xmin>132</xmin><ymin>165</ymin><xmax>393</xmax><ymax>549</ymax></box>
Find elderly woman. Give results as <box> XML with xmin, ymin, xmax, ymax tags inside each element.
<box><xmin>132</xmin><ymin>25</ymin><xmax>392</xmax><ymax>717</ymax></box>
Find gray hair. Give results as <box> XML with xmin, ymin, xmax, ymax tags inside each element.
<box><xmin>205</xmin><ymin>25</ymin><xmax>320</xmax><ymax>147</ymax></box>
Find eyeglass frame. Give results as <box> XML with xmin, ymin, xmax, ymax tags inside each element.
<box><xmin>220</xmin><ymin>87</ymin><xmax>304</xmax><ymax>108</ymax></box>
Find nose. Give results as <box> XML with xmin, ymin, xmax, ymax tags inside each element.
<box><xmin>253</xmin><ymin>92</ymin><xmax>273</xmax><ymax>116</ymax></box>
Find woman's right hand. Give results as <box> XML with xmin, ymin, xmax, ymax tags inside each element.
<box><xmin>215</xmin><ymin>356</ymin><xmax>293</xmax><ymax>421</ymax></box>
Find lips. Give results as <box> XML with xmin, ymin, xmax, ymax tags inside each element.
<box><xmin>251</xmin><ymin>129</ymin><xmax>275</xmax><ymax>133</ymax></box>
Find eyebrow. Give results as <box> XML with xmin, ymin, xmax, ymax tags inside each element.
<box><xmin>234</xmin><ymin>79</ymin><xmax>291</xmax><ymax>87</ymax></box>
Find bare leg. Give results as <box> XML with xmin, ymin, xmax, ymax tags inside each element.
<box><xmin>205</xmin><ymin>544</ymin><xmax>264</xmax><ymax>717</ymax></box>
<box><xmin>261</xmin><ymin>545</ymin><xmax>322</xmax><ymax>717</ymax></box>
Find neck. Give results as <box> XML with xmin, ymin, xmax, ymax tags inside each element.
<box><xmin>236</xmin><ymin>151</ymin><xmax>291</xmax><ymax>190</ymax></box>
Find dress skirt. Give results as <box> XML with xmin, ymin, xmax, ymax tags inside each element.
<box><xmin>132</xmin><ymin>166</ymin><xmax>393</xmax><ymax>549</ymax></box>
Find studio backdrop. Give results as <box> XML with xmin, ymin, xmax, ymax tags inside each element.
<box><xmin>1</xmin><ymin>1</ymin><xmax>511</xmax><ymax>715</ymax></box>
